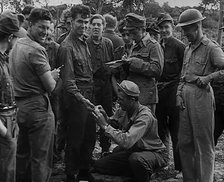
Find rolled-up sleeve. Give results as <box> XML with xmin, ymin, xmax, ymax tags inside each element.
<box><xmin>29</xmin><ymin>48</ymin><xmax>51</xmax><ymax>76</ymax></box>
<box><xmin>105</xmin><ymin>114</ymin><xmax>150</xmax><ymax>149</ymax></box>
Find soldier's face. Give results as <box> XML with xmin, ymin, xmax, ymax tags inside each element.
<box><xmin>117</xmin><ymin>91</ymin><xmax>131</xmax><ymax>111</ymax></box>
<box><xmin>128</xmin><ymin>28</ymin><xmax>142</xmax><ymax>42</ymax></box>
<box><xmin>29</xmin><ymin>20</ymin><xmax>51</xmax><ymax>44</ymax></box>
<box><xmin>121</xmin><ymin>31</ymin><xmax>132</xmax><ymax>44</ymax></box>
<box><xmin>158</xmin><ymin>21</ymin><xmax>173</xmax><ymax>39</ymax></box>
<box><xmin>71</xmin><ymin>14</ymin><xmax>89</xmax><ymax>37</ymax></box>
<box><xmin>90</xmin><ymin>18</ymin><xmax>104</xmax><ymax>38</ymax></box>
<box><xmin>182</xmin><ymin>23</ymin><xmax>198</xmax><ymax>43</ymax></box>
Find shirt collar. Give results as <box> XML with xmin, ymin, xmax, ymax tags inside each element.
<box><xmin>190</xmin><ymin>35</ymin><xmax>208</xmax><ymax>51</ymax></box>
<box><xmin>139</xmin><ymin>33</ymin><xmax>151</xmax><ymax>47</ymax></box>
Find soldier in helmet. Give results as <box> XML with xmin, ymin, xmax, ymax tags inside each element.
<box><xmin>155</xmin><ymin>13</ymin><xmax>185</xmax><ymax>177</ymax></box>
<box><xmin>176</xmin><ymin>8</ymin><xmax>224</xmax><ymax>182</ymax></box>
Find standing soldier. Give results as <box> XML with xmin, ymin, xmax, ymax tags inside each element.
<box><xmin>57</xmin><ymin>4</ymin><xmax>95</xmax><ymax>182</ymax></box>
<box><xmin>156</xmin><ymin>13</ymin><xmax>185</xmax><ymax>176</ymax></box>
<box><xmin>103</xmin><ymin>14</ymin><xmax>124</xmax><ymax>60</ymax></box>
<box><xmin>86</xmin><ymin>14</ymin><xmax>114</xmax><ymax>154</ymax></box>
<box><xmin>0</xmin><ymin>11</ymin><xmax>27</xmax><ymax>182</ymax></box>
<box><xmin>124</xmin><ymin>13</ymin><xmax>164</xmax><ymax>113</ymax></box>
<box><xmin>10</xmin><ymin>8</ymin><xmax>58</xmax><ymax>182</ymax></box>
<box><xmin>176</xmin><ymin>9</ymin><xmax>224</xmax><ymax>182</ymax></box>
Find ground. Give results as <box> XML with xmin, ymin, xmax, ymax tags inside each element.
<box><xmin>50</xmin><ymin>133</ymin><xmax>224</xmax><ymax>182</ymax></box>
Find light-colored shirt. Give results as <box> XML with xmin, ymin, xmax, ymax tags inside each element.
<box><xmin>105</xmin><ymin>103</ymin><xmax>165</xmax><ymax>151</ymax></box>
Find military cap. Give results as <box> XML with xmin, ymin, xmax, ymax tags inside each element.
<box><xmin>117</xmin><ymin>80</ymin><xmax>140</xmax><ymax>97</ymax></box>
<box><xmin>124</xmin><ymin>13</ymin><xmax>146</xmax><ymax>30</ymax></box>
<box><xmin>156</xmin><ymin>13</ymin><xmax>173</xmax><ymax>26</ymax></box>
<box><xmin>0</xmin><ymin>10</ymin><xmax>27</xmax><ymax>38</ymax></box>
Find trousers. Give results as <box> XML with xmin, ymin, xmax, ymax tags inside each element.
<box><xmin>0</xmin><ymin>108</ymin><xmax>18</xmax><ymax>182</ymax></box>
<box><xmin>94</xmin><ymin>147</ymin><xmax>168</xmax><ymax>182</ymax></box>
<box><xmin>179</xmin><ymin>84</ymin><xmax>215</xmax><ymax>182</ymax></box>
<box><xmin>64</xmin><ymin>86</ymin><xmax>96</xmax><ymax>176</ymax></box>
<box><xmin>16</xmin><ymin>94</ymin><xmax>55</xmax><ymax>182</ymax></box>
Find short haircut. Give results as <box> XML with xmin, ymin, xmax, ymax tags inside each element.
<box><xmin>70</xmin><ymin>4</ymin><xmax>90</xmax><ymax>20</ymax></box>
<box><xmin>104</xmin><ymin>14</ymin><xmax>117</xmax><ymax>29</ymax></box>
<box><xmin>61</xmin><ymin>8</ymin><xmax>71</xmax><ymax>22</ymax></box>
<box><xmin>89</xmin><ymin>14</ymin><xmax>105</xmax><ymax>26</ymax></box>
<box><xmin>21</xmin><ymin>5</ymin><xmax>34</xmax><ymax>16</ymax></box>
<box><xmin>28</xmin><ymin>8</ymin><xmax>52</xmax><ymax>24</ymax></box>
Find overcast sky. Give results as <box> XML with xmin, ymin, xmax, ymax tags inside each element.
<box><xmin>157</xmin><ymin>0</ymin><xmax>201</xmax><ymax>7</ymax></box>
<box><xmin>46</xmin><ymin>0</ymin><xmax>201</xmax><ymax>7</ymax></box>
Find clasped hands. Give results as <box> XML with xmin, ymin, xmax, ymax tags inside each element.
<box><xmin>91</xmin><ymin>105</ymin><xmax>109</xmax><ymax>129</ymax></box>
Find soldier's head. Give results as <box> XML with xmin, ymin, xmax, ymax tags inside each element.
<box><xmin>21</xmin><ymin>5</ymin><xmax>34</xmax><ymax>30</ymax></box>
<box><xmin>89</xmin><ymin>14</ymin><xmax>105</xmax><ymax>39</ymax></box>
<box><xmin>57</xmin><ymin>8</ymin><xmax>72</xmax><ymax>34</ymax></box>
<box><xmin>124</xmin><ymin>13</ymin><xmax>146</xmax><ymax>42</ymax></box>
<box><xmin>0</xmin><ymin>11</ymin><xmax>27</xmax><ymax>52</ymax></box>
<box><xmin>157</xmin><ymin>13</ymin><xmax>173</xmax><ymax>40</ymax></box>
<box><xmin>103</xmin><ymin>14</ymin><xmax>117</xmax><ymax>31</ymax></box>
<box><xmin>27</xmin><ymin>8</ymin><xmax>52</xmax><ymax>44</ymax></box>
<box><xmin>70</xmin><ymin>4</ymin><xmax>90</xmax><ymax>37</ymax></box>
<box><xmin>118</xmin><ymin>19</ymin><xmax>132</xmax><ymax>44</ymax></box>
<box><xmin>117</xmin><ymin>80</ymin><xmax>140</xmax><ymax>111</ymax></box>
<box><xmin>176</xmin><ymin>9</ymin><xmax>205</xmax><ymax>43</ymax></box>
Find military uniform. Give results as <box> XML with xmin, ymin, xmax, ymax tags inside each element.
<box><xmin>93</xmin><ymin>80</ymin><xmax>168</xmax><ymax>182</ymax></box>
<box><xmin>0</xmin><ymin>11</ymin><xmax>27</xmax><ymax>182</ymax></box>
<box><xmin>124</xmin><ymin>13</ymin><xmax>164</xmax><ymax>113</ymax></box>
<box><xmin>58</xmin><ymin>31</ymin><xmax>96</xmax><ymax>178</ymax></box>
<box><xmin>0</xmin><ymin>53</ymin><xmax>18</xmax><ymax>182</ymax></box>
<box><xmin>155</xmin><ymin>13</ymin><xmax>186</xmax><ymax>171</ymax></box>
<box><xmin>87</xmin><ymin>36</ymin><xmax>114</xmax><ymax>153</ymax></box>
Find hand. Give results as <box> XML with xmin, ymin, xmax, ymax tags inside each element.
<box><xmin>92</xmin><ymin>107</ymin><xmax>108</xmax><ymax>129</ymax></box>
<box><xmin>96</xmin><ymin>105</ymin><xmax>108</xmax><ymax>121</ymax></box>
<box><xmin>51</xmin><ymin>68</ymin><xmax>60</xmax><ymax>81</ymax></box>
<box><xmin>82</xmin><ymin>98</ymin><xmax>95</xmax><ymax>111</ymax></box>
<box><xmin>176</xmin><ymin>95</ymin><xmax>185</xmax><ymax>110</ymax></box>
<box><xmin>196</xmin><ymin>76</ymin><xmax>210</xmax><ymax>88</ymax></box>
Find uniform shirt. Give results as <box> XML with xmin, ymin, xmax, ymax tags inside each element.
<box><xmin>58</xmin><ymin>32</ymin><xmax>93</xmax><ymax>102</ymax></box>
<box><xmin>103</xmin><ymin>29</ymin><xmax>125</xmax><ymax>60</ymax></box>
<box><xmin>105</xmin><ymin>103</ymin><xmax>166</xmax><ymax>151</ymax></box>
<box><xmin>177</xmin><ymin>36</ymin><xmax>224</xmax><ymax>94</ymax></box>
<box><xmin>159</xmin><ymin>36</ymin><xmax>185</xmax><ymax>83</ymax></box>
<box><xmin>86</xmin><ymin>36</ymin><xmax>114</xmax><ymax>77</ymax></box>
<box><xmin>0</xmin><ymin>53</ymin><xmax>16</xmax><ymax>110</ymax></box>
<box><xmin>9</xmin><ymin>35</ymin><xmax>51</xmax><ymax>97</ymax></box>
<box><xmin>127</xmin><ymin>33</ymin><xmax>164</xmax><ymax>104</ymax></box>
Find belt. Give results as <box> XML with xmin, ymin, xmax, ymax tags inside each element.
<box><xmin>0</xmin><ymin>105</ymin><xmax>17</xmax><ymax>112</ymax></box>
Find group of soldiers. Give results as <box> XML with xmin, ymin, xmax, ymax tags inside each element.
<box><xmin>0</xmin><ymin>3</ymin><xmax>223</xmax><ymax>182</ymax></box>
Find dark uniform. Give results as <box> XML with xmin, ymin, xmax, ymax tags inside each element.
<box><xmin>58</xmin><ymin>31</ymin><xmax>96</xmax><ymax>177</ymax></box>
<box><xmin>87</xmin><ymin>36</ymin><xmax>114</xmax><ymax>153</ymax></box>
<box><xmin>156</xmin><ymin>36</ymin><xmax>185</xmax><ymax>171</ymax></box>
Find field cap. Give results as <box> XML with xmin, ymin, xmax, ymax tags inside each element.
<box><xmin>0</xmin><ymin>10</ymin><xmax>27</xmax><ymax>38</ymax></box>
<box><xmin>124</xmin><ymin>13</ymin><xmax>146</xmax><ymax>30</ymax></box>
<box><xmin>117</xmin><ymin>80</ymin><xmax>140</xmax><ymax>97</ymax></box>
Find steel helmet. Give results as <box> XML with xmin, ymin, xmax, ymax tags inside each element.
<box><xmin>157</xmin><ymin>13</ymin><xmax>173</xmax><ymax>26</ymax></box>
<box><xmin>176</xmin><ymin>9</ymin><xmax>205</xmax><ymax>27</ymax></box>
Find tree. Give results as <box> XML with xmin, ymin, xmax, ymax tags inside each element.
<box><xmin>200</xmin><ymin>0</ymin><xmax>219</xmax><ymax>14</ymax></box>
